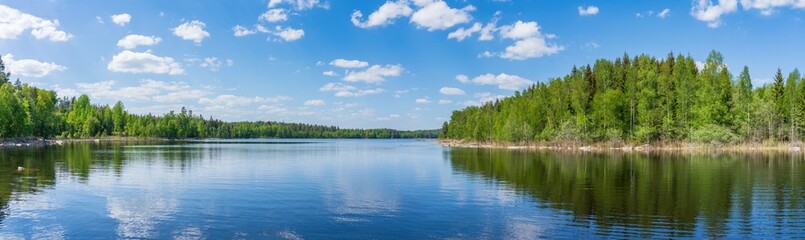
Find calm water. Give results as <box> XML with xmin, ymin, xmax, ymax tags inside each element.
<box><xmin>0</xmin><ymin>139</ymin><xmax>802</xmax><ymax>239</ymax></box>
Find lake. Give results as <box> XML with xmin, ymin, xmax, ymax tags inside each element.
<box><xmin>0</xmin><ymin>139</ymin><xmax>802</xmax><ymax>239</ymax></box>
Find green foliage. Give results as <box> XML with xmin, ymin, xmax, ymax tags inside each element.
<box><xmin>442</xmin><ymin>50</ymin><xmax>803</xmax><ymax>144</ymax></box>
<box><xmin>0</xmin><ymin>75</ymin><xmax>438</xmax><ymax>140</ymax></box>
<box><xmin>689</xmin><ymin>124</ymin><xmax>738</xmax><ymax>144</ymax></box>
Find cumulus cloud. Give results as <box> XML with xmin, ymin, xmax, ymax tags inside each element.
<box><xmin>456</xmin><ymin>74</ymin><xmax>469</xmax><ymax>83</ymax></box>
<box><xmin>578</xmin><ymin>6</ymin><xmax>599</xmax><ymax>16</ymax></box>
<box><xmin>304</xmin><ymin>99</ymin><xmax>325</xmax><ymax>106</ymax></box>
<box><xmin>351</xmin><ymin>0</ymin><xmax>413</xmax><ymax>28</ymax></box>
<box><xmin>1</xmin><ymin>53</ymin><xmax>66</xmax><ymax>78</ymax></box>
<box><xmin>461</xmin><ymin>73</ymin><xmax>534</xmax><ymax>90</ymax></box>
<box><xmin>233</xmin><ymin>25</ymin><xmax>257</xmax><ymax>37</ymax></box>
<box><xmin>260</xmin><ymin>8</ymin><xmax>289</xmax><ymax>22</ymax></box>
<box><xmin>323</xmin><ymin>71</ymin><xmax>339</xmax><ymax>76</ymax></box>
<box><xmin>330</xmin><ymin>59</ymin><xmax>369</xmax><ymax>68</ymax></box>
<box><xmin>496</xmin><ymin>21</ymin><xmax>563</xmax><ymax>60</ymax></box>
<box><xmin>410</xmin><ymin>1</ymin><xmax>475</xmax><ymax>31</ymax></box>
<box><xmin>172</xmin><ymin>20</ymin><xmax>210</xmax><ymax>44</ymax></box>
<box><xmin>111</xmin><ymin>13</ymin><xmax>132</xmax><ymax>26</ymax></box>
<box><xmin>268</xmin><ymin>0</ymin><xmax>321</xmax><ymax>10</ymax></box>
<box><xmin>107</xmin><ymin>50</ymin><xmax>185</xmax><ymax>75</ymax></box>
<box><xmin>499</xmin><ymin>20</ymin><xmax>540</xmax><ymax>40</ymax></box>
<box><xmin>691</xmin><ymin>0</ymin><xmax>739</xmax><ymax>27</ymax></box>
<box><xmin>0</xmin><ymin>4</ymin><xmax>72</xmax><ymax>41</ymax></box>
<box><xmin>320</xmin><ymin>83</ymin><xmax>385</xmax><ymax>97</ymax></box>
<box><xmin>439</xmin><ymin>87</ymin><xmax>466</xmax><ymax>96</ymax></box>
<box><xmin>116</xmin><ymin>35</ymin><xmax>162</xmax><ymax>49</ymax></box>
<box><xmin>343</xmin><ymin>64</ymin><xmax>404</xmax><ymax>84</ymax></box>
<box><xmin>272</xmin><ymin>26</ymin><xmax>304</xmax><ymax>41</ymax></box>
<box><xmin>691</xmin><ymin>0</ymin><xmax>805</xmax><ymax>27</ymax></box>
<box><xmin>70</xmin><ymin>79</ymin><xmax>208</xmax><ymax>103</ymax></box>
<box><xmin>438</xmin><ymin>99</ymin><xmax>453</xmax><ymax>104</ymax></box>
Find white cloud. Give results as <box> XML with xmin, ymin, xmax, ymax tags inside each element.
<box><xmin>439</xmin><ymin>87</ymin><xmax>465</xmax><ymax>96</ymax></box>
<box><xmin>415</xmin><ymin>98</ymin><xmax>432</xmax><ymax>104</ymax></box>
<box><xmin>343</xmin><ymin>64</ymin><xmax>404</xmax><ymax>84</ymax></box>
<box><xmin>0</xmin><ymin>4</ymin><xmax>72</xmax><ymax>41</ymax></box>
<box><xmin>72</xmin><ymin>79</ymin><xmax>208</xmax><ymax>103</ymax></box>
<box><xmin>110</xmin><ymin>13</ymin><xmax>131</xmax><ymax>26</ymax></box>
<box><xmin>498</xmin><ymin>20</ymin><xmax>539</xmax><ymax>40</ymax></box>
<box><xmin>320</xmin><ymin>83</ymin><xmax>385</xmax><ymax>97</ymax></box>
<box><xmin>578</xmin><ymin>6</ymin><xmax>599</xmax><ymax>16</ymax></box>
<box><xmin>320</xmin><ymin>82</ymin><xmax>356</xmax><ymax>92</ymax></box>
<box><xmin>689</xmin><ymin>0</ymin><xmax>805</xmax><ymax>27</ymax></box>
<box><xmin>464</xmin><ymin>92</ymin><xmax>505</xmax><ymax>106</ymax></box>
<box><xmin>462</xmin><ymin>73</ymin><xmax>534</xmax><ymax>90</ymax></box>
<box><xmin>272</xmin><ymin>26</ymin><xmax>304</xmax><ymax>41</ymax></box>
<box><xmin>107</xmin><ymin>50</ymin><xmax>185</xmax><ymax>75</ymax></box>
<box><xmin>233</xmin><ymin>25</ymin><xmax>257</xmax><ymax>37</ymax></box>
<box><xmin>116</xmin><ymin>35</ymin><xmax>162</xmax><ymax>49</ymax></box>
<box><xmin>260</xmin><ymin>9</ymin><xmax>289</xmax><ymax>22</ymax></box>
<box><xmin>199</xmin><ymin>57</ymin><xmax>231</xmax><ymax>71</ymax></box>
<box><xmin>740</xmin><ymin>0</ymin><xmax>805</xmax><ymax>15</ymax></box>
<box><xmin>323</xmin><ymin>71</ymin><xmax>339</xmax><ymax>76</ymax></box>
<box><xmin>658</xmin><ymin>8</ymin><xmax>672</xmax><ymax>18</ymax></box>
<box><xmin>1</xmin><ymin>53</ymin><xmax>66</xmax><ymax>78</ymax></box>
<box><xmin>268</xmin><ymin>0</ymin><xmax>321</xmax><ymax>10</ymax></box>
<box><xmin>410</xmin><ymin>1</ymin><xmax>475</xmax><ymax>31</ymax></box>
<box><xmin>501</xmin><ymin>37</ymin><xmax>563</xmax><ymax>60</ymax></box>
<box><xmin>478</xmin><ymin>22</ymin><xmax>497</xmax><ymax>41</ymax></box>
<box><xmin>330</xmin><ymin>59</ymin><xmax>369</xmax><ymax>68</ymax></box>
<box><xmin>478</xmin><ymin>51</ymin><xmax>495</xmax><ymax>58</ymax></box>
<box><xmin>691</xmin><ymin>0</ymin><xmax>739</xmax><ymax>28</ymax></box>
<box><xmin>438</xmin><ymin>99</ymin><xmax>452</xmax><ymax>104</ymax></box>
<box><xmin>172</xmin><ymin>20</ymin><xmax>210</xmax><ymax>44</ymax></box>
<box><xmin>496</xmin><ymin>21</ymin><xmax>563</xmax><ymax>60</ymax></box>
<box><xmin>199</xmin><ymin>95</ymin><xmax>250</xmax><ymax>106</ymax></box>
<box><xmin>447</xmin><ymin>22</ymin><xmax>481</xmax><ymax>41</ymax></box>
<box><xmin>456</xmin><ymin>74</ymin><xmax>470</xmax><ymax>83</ymax></box>
<box><xmin>376</xmin><ymin>114</ymin><xmax>401</xmax><ymax>121</ymax></box>
<box><xmin>304</xmin><ymin>99</ymin><xmax>325</xmax><ymax>106</ymax></box>
<box><xmin>199</xmin><ymin>94</ymin><xmax>291</xmax><ymax>107</ymax></box>
<box><xmin>351</xmin><ymin>0</ymin><xmax>413</xmax><ymax>28</ymax></box>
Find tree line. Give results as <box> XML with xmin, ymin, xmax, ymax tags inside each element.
<box><xmin>441</xmin><ymin>50</ymin><xmax>803</xmax><ymax>144</ymax></box>
<box><xmin>0</xmin><ymin>56</ymin><xmax>437</xmax><ymax>139</ymax></box>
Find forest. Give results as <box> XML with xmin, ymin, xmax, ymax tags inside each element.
<box><xmin>0</xmin><ymin>56</ymin><xmax>437</xmax><ymax>139</ymax></box>
<box><xmin>441</xmin><ymin>50</ymin><xmax>803</xmax><ymax>145</ymax></box>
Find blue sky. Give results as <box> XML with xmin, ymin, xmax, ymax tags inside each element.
<box><xmin>0</xmin><ymin>0</ymin><xmax>803</xmax><ymax>130</ymax></box>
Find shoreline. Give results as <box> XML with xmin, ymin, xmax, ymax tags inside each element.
<box><xmin>0</xmin><ymin>137</ymin><xmax>172</xmax><ymax>148</ymax></box>
<box><xmin>439</xmin><ymin>139</ymin><xmax>805</xmax><ymax>153</ymax></box>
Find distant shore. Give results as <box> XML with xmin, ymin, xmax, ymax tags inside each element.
<box><xmin>0</xmin><ymin>137</ymin><xmax>171</xmax><ymax>148</ymax></box>
<box><xmin>439</xmin><ymin>139</ymin><xmax>805</xmax><ymax>153</ymax></box>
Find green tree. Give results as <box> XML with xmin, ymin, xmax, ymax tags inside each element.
<box><xmin>112</xmin><ymin>101</ymin><xmax>126</xmax><ymax>135</ymax></box>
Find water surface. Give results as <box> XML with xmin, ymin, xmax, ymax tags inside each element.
<box><xmin>0</xmin><ymin>140</ymin><xmax>802</xmax><ymax>239</ymax></box>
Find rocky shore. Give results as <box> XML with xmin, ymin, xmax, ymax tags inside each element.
<box><xmin>0</xmin><ymin>138</ymin><xmax>67</xmax><ymax>148</ymax></box>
